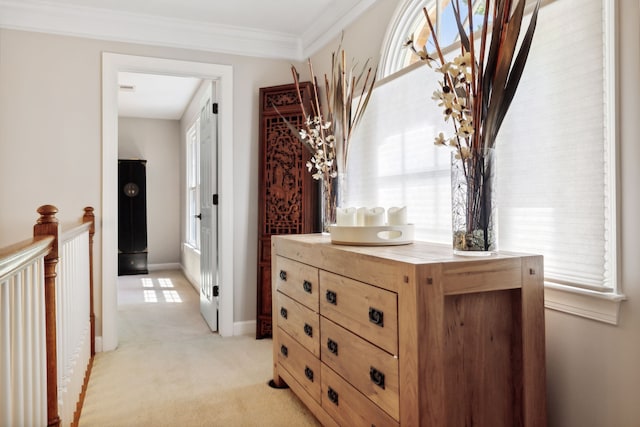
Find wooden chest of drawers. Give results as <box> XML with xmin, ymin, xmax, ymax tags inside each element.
<box><xmin>271</xmin><ymin>234</ymin><xmax>547</xmax><ymax>426</ymax></box>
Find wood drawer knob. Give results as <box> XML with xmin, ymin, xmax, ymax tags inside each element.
<box><xmin>280</xmin><ymin>307</ymin><xmax>288</xmax><ymax>319</ymax></box>
<box><xmin>280</xmin><ymin>344</ymin><xmax>288</xmax><ymax>357</ymax></box>
<box><xmin>279</xmin><ymin>270</ymin><xmax>287</xmax><ymax>281</ymax></box>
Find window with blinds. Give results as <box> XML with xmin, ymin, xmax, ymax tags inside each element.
<box><xmin>347</xmin><ymin>0</ymin><xmax>622</xmax><ymax>314</ymax></box>
<box><xmin>186</xmin><ymin>119</ymin><xmax>200</xmax><ymax>249</ymax></box>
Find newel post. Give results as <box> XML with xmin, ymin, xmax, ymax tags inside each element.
<box><xmin>83</xmin><ymin>206</ymin><xmax>96</xmax><ymax>356</ymax></box>
<box><xmin>33</xmin><ymin>205</ymin><xmax>61</xmax><ymax>427</ymax></box>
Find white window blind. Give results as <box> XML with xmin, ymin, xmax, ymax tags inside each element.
<box><xmin>347</xmin><ymin>0</ymin><xmax>614</xmax><ymax>291</ymax></box>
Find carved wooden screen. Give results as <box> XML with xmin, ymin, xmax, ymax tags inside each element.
<box><xmin>256</xmin><ymin>82</ymin><xmax>318</xmax><ymax>338</ymax></box>
<box><xmin>263</xmin><ymin>114</ymin><xmax>305</xmax><ymax>235</ymax></box>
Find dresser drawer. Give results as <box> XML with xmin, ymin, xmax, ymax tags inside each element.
<box><xmin>275</xmin><ymin>256</ymin><xmax>319</xmax><ymax>311</ymax></box>
<box><xmin>276</xmin><ymin>292</ymin><xmax>320</xmax><ymax>357</ymax></box>
<box><xmin>320</xmin><ymin>317</ymin><xmax>399</xmax><ymax>420</ymax></box>
<box><xmin>321</xmin><ymin>364</ymin><xmax>399</xmax><ymax>427</ymax></box>
<box><xmin>319</xmin><ymin>270</ymin><xmax>398</xmax><ymax>355</ymax></box>
<box><xmin>277</xmin><ymin>329</ymin><xmax>321</xmax><ymax>404</ymax></box>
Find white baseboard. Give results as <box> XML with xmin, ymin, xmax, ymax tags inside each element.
<box><xmin>96</xmin><ymin>322</ymin><xmax>257</xmax><ymax>353</ymax></box>
<box><xmin>180</xmin><ymin>264</ymin><xmax>200</xmax><ymax>293</ymax></box>
<box><xmin>148</xmin><ymin>263</ymin><xmax>181</xmax><ymax>271</ymax></box>
<box><xmin>233</xmin><ymin>321</ymin><xmax>256</xmax><ymax>336</ymax></box>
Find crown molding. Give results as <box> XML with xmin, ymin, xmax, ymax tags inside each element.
<box><xmin>0</xmin><ymin>0</ymin><xmax>304</xmax><ymax>60</ymax></box>
<box><xmin>301</xmin><ymin>0</ymin><xmax>381</xmax><ymax>58</ymax></box>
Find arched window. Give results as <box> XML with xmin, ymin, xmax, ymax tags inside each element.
<box><xmin>349</xmin><ymin>0</ymin><xmax>624</xmax><ymax>323</ymax></box>
<box><xmin>380</xmin><ymin>0</ymin><xmax>487</xmax><ymax>78</ymax></box>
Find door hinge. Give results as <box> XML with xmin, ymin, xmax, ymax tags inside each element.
<box><xmin>213</xmin><ymin>285</ymin><xmax>219</xmax><ymax>297</ymax></box>
<box><xmin>212</xmin><ymin>194</ymin><xmax>219</xmax><ymax>205</ymax></box>
<box><xmin>212</xmin><ymin>102</ymin><xmax>219</xmax><ymax>114</ymax></box>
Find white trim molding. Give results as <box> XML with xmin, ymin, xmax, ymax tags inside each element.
<box><xmin>301</xmin><ymin>0</ymin><xmax>381</xmax><ymax>59</ymax></box>
<box><xmin>102</xmin><ymin>53</ymin><xmax>234</xmax><ymax>351</ymax></box>
<box><xmin>0</xmin><ymin>0</ymin><xmax>382</xmax><ymax>60</ymax></box>
<box><xmin>0</xmin><ymin>0</ymin><xmax>299</xmax><ymax>59</ymax></box>
<box><xmin>233</xmin><ymin>321</ymin><xmax>257</xmax><ymax>337</ymax></box>
<box><xmin>378</xmin><ymin>0</ymin><xmax>432</xmax><ymax>78</ymax></box>
<box><xmin>545</xmin><ymin>283</ymin><xmax>626</xmax><ymax>325</ymax></box>
<box><xmin>148</xmin><ymin>263</ymin><xmax>181</xmax><ymax>271</ymax></box>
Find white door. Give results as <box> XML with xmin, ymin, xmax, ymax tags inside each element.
<box><xmin>199</xmin><ymin>82</ymin><xmax>219</xmax><ymax>331</ymax></box>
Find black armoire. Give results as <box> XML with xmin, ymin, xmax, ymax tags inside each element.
<box><xmin>118</xmin><ymin>159</ymin><xmax>148</xmax><ymax>275</ymax></box>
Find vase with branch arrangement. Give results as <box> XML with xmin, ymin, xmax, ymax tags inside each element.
<box><xmin>405</xmin><ymin>0</ymin><xmax>540</xmax><ymax>253</ymax></box>
<box><xmin>284</xmin><ymin>38</ymin><xmax>377</xmax><ymax>233</ymax></box>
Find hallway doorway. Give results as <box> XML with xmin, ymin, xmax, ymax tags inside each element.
<box><xmin>102</xmin><ymin>53</ymin><xmax>234</xmax><ymax>352</ymax></box>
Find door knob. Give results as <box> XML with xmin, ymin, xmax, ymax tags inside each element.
<box><xmin>195</xmin><ymin>213</ymin><xmax>202</xmax><ymax>220</ymax></box>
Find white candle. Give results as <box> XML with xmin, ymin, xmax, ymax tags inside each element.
<box><xmin>364</xmin><ymin>207</ymin><xmax>385</xmax><ymax>226</ymax></box>
<box><xmin>356</xmin><ymin>207</ymin><xmax>367</xmax><ymax>226</ymax></box>
<box><xmin>387</xmin><ymin>206</ymin><xmax>408</xmax><ymax>225</ymax></box>
<box><xmin>336</xmin><ymin>207</ymin><xmax>357</xmax><ymax>226</ymax></box>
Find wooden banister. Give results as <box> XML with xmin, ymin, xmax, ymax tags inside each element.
<box><xmin>33</xmin><ymin>205</ymin><xmax>61</xmax><ymax>427</ymax></box>
<box><xmin>83</xmin><ymin>206</ymin><xmax>96</xmax><ymax>356</ymax></box>
<box><xmin>2</xmin><ymin>204</ymin><xmax>96</xmax><ymax>427</ymax></box>
<box><xmin>0</xmin><ymin>236</ymin><xmax>54</xmax><ymax>279</ymax></box>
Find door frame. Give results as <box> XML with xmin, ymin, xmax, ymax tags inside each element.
<box><xmin>101</xmin><ymin>53</ymin><xmax>234</xmax><ymax>351</ymax></box>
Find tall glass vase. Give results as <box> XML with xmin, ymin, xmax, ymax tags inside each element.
<box><xmin>451</xmin><ymin>149</ymin><xmax>497</xmax><ymax>254</ymax></box>
<box><xmin>320</xmin><ymin>172</ymin><xmax>346</xmax><ymax>234</ymax></box>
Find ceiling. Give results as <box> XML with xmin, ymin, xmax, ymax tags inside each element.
<box><xmin>0</xmin><ymin>0</ymin><xmax>381</xmax><ymax>119</ymax></box>
<box><xmin>118</xmin><ymin>72</ymin><xmax>202</xmax><ymax>120</ymax></box>
<box><xmin>0</xmin><ymin>0</ymin><xmax>380</xmax><ymax>60</ymax></box>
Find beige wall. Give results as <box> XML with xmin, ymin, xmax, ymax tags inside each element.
<box><xmin>310</xmin><ymin>0</ymin><xmax>640</xmax><ymax>425</ymax></box>
<box><xmin>0</xmin><ymin>28</ymin><xmax>299</xmax><ymax>334</ymax></box>
<box><xmin>118</xmin><ymin>117</ymin><xmax>181</xmax><ymax>265</ymax></box>
<box><xmin>2</xmin><ymin>0</ymin><xmax>639</xmax><ymax>424</ymax></box>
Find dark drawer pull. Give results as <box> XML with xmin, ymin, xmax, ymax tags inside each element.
<box><xmin>304</xmin><ymin>366</ymin><xmax>314</xmax><ymax>382</ymax></box>
<box><xmin>369</xmin><ymin>307</ymin><xmax>384</xmax><ymax>327</ymax></box>
<box><xmin>279</xmin><ymin>270</ymin><xmax>287</xmax><ymax>281</ymax></box>
<box><xmin>327</xmin><ymin>338</ymin><xmax>338</xmax><ymax>355</ymax></box>
<box><xmin>304</xmin><ymin>323</ymin><xmax>313</xmax><ymax>337</ymax></box>
<box><xmin>326</xmin><ymin>290</ymin><xmax>337</xmax><ymax>305</ymax></box>
<box><xmin>370</xmin><ymin>366</ymin><xmax>386</xmax><ymax>390</ymax></box>
<box><xmin>302</xmin><ymin>280</ymin><xmax>312</xmax><ymax>293</ymax></box>
<box><xmin>280</xmin><ymin>307</ymin><xmax>288</xmax><ymax>319</ymax></box>
<box><xmin>280</xmin><ymin>345</ymin><xmax>288</xmax><ymax>357</ymax></box>
<box><xmin>327</xmin><ymin>387</ymin><xmax>339</xmax><ymax>405</ymax></box>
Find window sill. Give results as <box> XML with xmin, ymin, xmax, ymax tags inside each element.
<box><xmin>182</xmin><ymin>242</ymin><xmax>201</xmax><ymax>255</ymax></box>
<box><xmin>544</xmin><ymin>282</ymin><xmax>626</xmax><ymax>325</ymax></box>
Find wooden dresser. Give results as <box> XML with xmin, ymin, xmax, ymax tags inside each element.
<box><xmin>271</xmin><ymin>234</ymin><xmax>547</xmax><ymax>426</ymax></box>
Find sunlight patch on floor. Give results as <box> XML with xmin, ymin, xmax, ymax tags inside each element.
<box><xmin>118</xmin><ymin>275</ymin><xmax>191</xmax><ymax>305</ymax></box>
<box><xmin>138</xmin><ymin>278</ymin><xmax>183</xmax><ymax>303</ymax></box>
<box><xmin>158</xmin><ymin>278</ymin><xmax>174</xmax><ymax>288</ymax></box>
<box><xmin>162</xmin><ymin>290</ymin><xmax>182</xmax><ymax>303</ymax></box>
<box><xmin>143</xmin><ymin>289</ymin><xmax>158</xmax><ymax>303</ymax></box>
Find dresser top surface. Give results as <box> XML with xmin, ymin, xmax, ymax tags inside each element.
<box><xmin>273</xmin><ymin>234</ymin><xmax>540</xmax><ymax>266</ymax></box>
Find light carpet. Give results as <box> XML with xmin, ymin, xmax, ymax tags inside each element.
<box><xmin>79</xmin><ymin>269</ymin><xmax>319</xmax><ymax>426</ymax></box>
